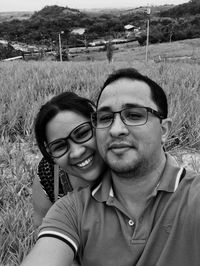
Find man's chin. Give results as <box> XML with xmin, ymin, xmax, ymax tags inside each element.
<box><xmin>109</xmin><ymin>162</ymin><xmax>136</xmax><ymax>174</ymax></box>
<box><xmin>106</xmin><ymin>155</ymin><xmax>140</xmax><ymax>176</ymax></box>
<box><xmin>107</xmin><ymin>151</ymin><xmax>137</xmax><ymax>164</ymax></box>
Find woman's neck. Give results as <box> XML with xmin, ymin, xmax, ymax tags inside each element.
<box><xmin>68</xmin><ymin>175</ymin><xmax>93</xmax><ymax>190</ymax></box>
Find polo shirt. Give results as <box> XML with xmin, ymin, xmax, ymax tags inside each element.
<box><xmin>38</xmin><ymin>154</ymin><xmax>200</xmax><ymax>266</ymax></box>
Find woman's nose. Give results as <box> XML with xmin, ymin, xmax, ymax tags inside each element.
<box><xmin>68</xmin><ymin>140</ymin><xmax>86</xmax><ymax>159</ymax></box>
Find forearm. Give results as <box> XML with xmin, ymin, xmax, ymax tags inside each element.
<box><xmin>21</xmin><ymin>237</ymin><xmax>74</xmax><ymax>266</ymax></box>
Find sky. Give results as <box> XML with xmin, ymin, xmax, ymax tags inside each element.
<box><xmin>1</xmin><ymin>0</ymin><xmax>190</xmax><ymax>12</ymax></box>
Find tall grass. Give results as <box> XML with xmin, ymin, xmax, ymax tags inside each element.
<box><xmin>0</xmin><ymin>138</ymin><xmax>38</xmax><ymax>265</ymax></box>
<box><xmin>0</xmin><ymin>59</ymin><xmax>200</xmax><ymax>265</ymax></box>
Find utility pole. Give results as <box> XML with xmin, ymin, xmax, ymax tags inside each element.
<box><xmin>145</xmin><ymin>7</ymin><xmax>151</xmax><ymax>62</ymax></box>
<box><xmin>58</xmin><ymin>33</ymin><xmax>62</xmax><ymax>62</ymax></box>
<box><xmin>58</xmin><ymin>31</ymin><xmax>64</xmax><ymax>62</ymax></box>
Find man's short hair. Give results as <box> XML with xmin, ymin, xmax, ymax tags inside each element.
<box><xmin>97</xmin><ymin>68</ymin><xmax>168</xmax><ymax>118</ymax></box>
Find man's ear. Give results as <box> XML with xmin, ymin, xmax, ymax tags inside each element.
<box><xmin>161</xmin><ymin>118</ymin><xmax>172</xmax><ymax>145</ymax></box>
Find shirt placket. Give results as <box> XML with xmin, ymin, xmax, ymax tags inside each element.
<box><xmin>106</xmin><ymin>196</ymin><xmax>142</xmax><ymax>244</ymax></box>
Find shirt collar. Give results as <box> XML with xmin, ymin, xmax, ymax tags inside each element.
<box><xmin>91</xmin><ymin>170</ymin><xmax>114</xmax><ymax>202</ymax></box>
<box><xmin>157</xmin><ymin>153</ymin><xmax>184</xmax><ymax>193</ymax></box>
<box><xmin>91</xmin><ymin>153</ymin><xmax>185</xmax><ymax>202</ymax></box>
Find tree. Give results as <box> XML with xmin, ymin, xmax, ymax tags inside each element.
<box><xmin>55</xmin><ymin>48</ymin><xmax>69</xmax><ymax>61</ymax></box>
<box><xmin>106</xmin><ymin>41</ymin><xmax>114</xmax><ymax>63</ymax></box>
<box><xmin>0</xmin><ymin>43</ymin><xmax>22</xmax><ymax>60</ymax></box>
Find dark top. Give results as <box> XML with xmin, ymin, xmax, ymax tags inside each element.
<box><xmin>37</xmin><ymin>157</ymin><xmax>73</xmax><ymax>203</ymax></box>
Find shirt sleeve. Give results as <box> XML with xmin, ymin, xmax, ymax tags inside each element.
<box><xmin>38</xmin><ymin>191</ymin><xmax>80</xmax><ymax>255</ymax></box>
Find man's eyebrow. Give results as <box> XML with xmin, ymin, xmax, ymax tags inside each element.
<box><xmin>122</xmin><ymin>103</ymin><xmax>145</xmax><ymax>108</ymax></box>
<box><xmin>97</xmin><ymin>103</ymin><xmax>146</xmax><ymax>112</ymax></box>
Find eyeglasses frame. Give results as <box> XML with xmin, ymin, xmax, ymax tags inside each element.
<box><xmin>91</xmin><ymin>106</ymin><xmax>165</xmax><ymax>129</ymax></box>
<box><xmin>46</xmin><ymin>121</ymin><xmax>93</xmax><ymax>158</ymax></box>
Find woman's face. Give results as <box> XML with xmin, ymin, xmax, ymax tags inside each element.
<box><xmin>46</xmin><ymin>110</ymin><xmax>105</xmax><ymax>183</ymax></box>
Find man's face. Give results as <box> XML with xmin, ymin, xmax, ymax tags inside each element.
<box><xmin>96</xmin><ymin>78</ymin><xmax>170</xmax><ymax>177</ymax></box>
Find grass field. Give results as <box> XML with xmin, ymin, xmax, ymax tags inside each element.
<box><xmin>0</xmin><ymin>39</ymin><xmax>200</xmax><ymax>265</ymax></box>
<box><xmin>69</xmin><ymin>38</ymin><xmax>200</xmax><ymax>62</ymax></box>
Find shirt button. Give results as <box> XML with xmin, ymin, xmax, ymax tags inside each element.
<box><xmin>128</xmin><ymin>219</ymin><xmax>134</xmax><ymax>226</ymax></box>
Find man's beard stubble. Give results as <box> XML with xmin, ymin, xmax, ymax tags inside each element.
<box><xmin>107</xmin><ymin>155</ymin><xmax>148</xmax><ymax>180</ymax></box>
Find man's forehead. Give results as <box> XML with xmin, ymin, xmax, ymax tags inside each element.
<box><xmin>98</xmin><ymin>78</ymin><xmax>153</xmax><ymax>109</ymax></box>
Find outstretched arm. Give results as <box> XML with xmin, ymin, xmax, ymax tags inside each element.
<box><xmin>28</xmin><ymin>184</ymin><xmax>80</xmax><ymax>266</ymax></box>
<box><xmin>21</xmin><ymin>237</ymin><xmax>74</xmax><ymax>266</ymax></box>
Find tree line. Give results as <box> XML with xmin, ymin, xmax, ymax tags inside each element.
<box><xmin>0</xmin><ymin>1</ymin><xmax>200</xmax><ymax>54</ymax></box>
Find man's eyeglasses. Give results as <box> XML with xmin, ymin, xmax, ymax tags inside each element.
<box><xmin>91</xmin><ymin>107</ymin><xmax>164</xmax><ymax>129</ymax></box>
<box><xmin>47</xmin><ymin>122</ymin><xmax>93</xmax><ymax>158</ymax></box>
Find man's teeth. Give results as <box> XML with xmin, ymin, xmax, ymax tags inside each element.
<box><xmin>77</xmin><ymin>156</ymin><xmax>93</xmax><ymax>167</ymax></box>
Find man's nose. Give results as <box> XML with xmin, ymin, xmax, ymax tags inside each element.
<box><xmin>68</xmin><ymin>140</ymin><xmax>86</xmax><ymax>159</ymax></box>
<box><xmin>109</xmin><ymin>113</ymin><xmax>129</xmax><ymax>137</ymax></box>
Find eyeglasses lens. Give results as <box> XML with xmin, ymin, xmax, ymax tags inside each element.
<box><xmin>48</xmin><ymin>123</ymin><xmax>93</xmax><ymax>158</ymax></box>
<box><xmin>71</xmin><ymin>123</ymin><xmax>93</xmax><ymax>143</ymax></box>
<box><xmin>49</xmin><ymin>139</ymin><xmax>68</xmax><ymax>158</ymax></box>
<box><xmin>122</xmin><ymin>108</ymin><xmax>147</xmax><ymax>126</ymax></box>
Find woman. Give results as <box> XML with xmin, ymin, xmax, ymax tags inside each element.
<box><xmin>32</xmin><ymin>91</ymin><xmax>106</xmax><ymax>227</ymax></box>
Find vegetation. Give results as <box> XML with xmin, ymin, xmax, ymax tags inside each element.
<box><xmin>0</xmin><ymin>0</ymin><xmax>200</xmax><ymax>50</ymax></box>
<box><xmin>0</xmin><ymin>43</ymin><xmax>23</xmax><ymax>60</ymax></box>
<box><xmin>1</xmin><ymin>34</ymin><xmax>200</xmax><ymax>265</ymax></box>
<box><xmin>106</xmin><ymin>41</ymin><xmax>114</xmax><ymax>63</ymax></box>
<box><xmin>160</xmin><ymin>0</ymin><xmax>200</xmax><ymax>17</ymax></box>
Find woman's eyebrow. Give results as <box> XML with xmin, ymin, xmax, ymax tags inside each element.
<box><xmin>97</xmin><ymin>106</ymin><xmax>112</xmax><ymax>112</ymax></box>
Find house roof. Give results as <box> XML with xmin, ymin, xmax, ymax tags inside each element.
<box><xmin>71</xmin><ymin>28</ymin><xmax>85</xmax><ymax>35</ymax></box>
<box><xmin>124</xmin><ymin>24</ymin><xmax>135</xmax><ymax>30</ymax></box>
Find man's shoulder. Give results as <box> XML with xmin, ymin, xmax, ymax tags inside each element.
<box><xmin>55</xmin><ymin>185</ymin><xmax>94</xmax><ymax>208</ymax></box>
<box><xmin>184</xmin><ymin>169</ymin><xmax>200</xmax><ymax>184</ymax></box>
<box><xmin>182</xmin><ymin>169</ymin><xmax>200</xmax><ymax>205</ymax></box>
<box><xmin>43</xmin><ymin>185</ymin><xmax>94</xmax><ymax>224</ymax></box>
<box><xmin>71</xmin><ymin>185</ymin><xmax>93</xmax><ymax>200</ymax></box>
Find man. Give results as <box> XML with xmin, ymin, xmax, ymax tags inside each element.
<box><xmin>21</xmin><ymin>68</ymin><xmax>200</xmax><ymax>266</ymax></box>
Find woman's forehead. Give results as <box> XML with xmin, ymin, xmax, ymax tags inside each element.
<box><xmin>46</xmin><ymin>111</ymin><xmax>88</xmax><ymax>142</ymax></box>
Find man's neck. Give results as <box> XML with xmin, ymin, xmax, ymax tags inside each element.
<box><xmin>111</xmin><ymin>154</ymin><xmax>167</xmax><ymax>218</ymax></box>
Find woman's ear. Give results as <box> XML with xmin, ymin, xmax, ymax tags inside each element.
<box><xmin>161</xmin><ymin>118</ymin><xmax>172</xmax><ymax>145</ymax></box>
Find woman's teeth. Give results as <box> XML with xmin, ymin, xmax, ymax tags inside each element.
<box><xmin>77</xmin><ymin>156</ymin><xmax>93</xmax><ymax>168</ymax></box>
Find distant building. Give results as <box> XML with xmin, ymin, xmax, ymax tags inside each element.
<box><xmin>0</xmin><ymin>40</ymin><xmax>8</xmax><ymax>46</ymax></box>
<box><xmin>88</xmin><ymin>39</ymin><xmax>107</xmax><ymax>47</ymax></box>
<box><xmin>124</xmin><ymin>24</ymin><xmax>135</xmax><ymax>30</ymax></box>
<box><xmin>124</xmin><ymin>24</ymin><xmax>140</xmax><ymax>39</ymax></box>
<box><xmin>71</xmin><ymin>28</ymin><xmax>85</xmax><ymax>35</ymax></box>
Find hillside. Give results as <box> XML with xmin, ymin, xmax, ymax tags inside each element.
<box><xmin>0</xmin><ymin>11</ymin><xmax>33</xmax><ymax>22</ymax></box>
<box><xmin>0</xmin><ymin>5</ymin><xmax>174</xmax><ymax>22</ymax></box>
<box><xmin>160</xmin><ymin>0</ymin><xmax>200</xmax><ymax>16</ymax></box>
<box><xmin>30</xmin><ymin>5</ymin><xmax>81</xmax><ymax>19</ymax></box>
<box><xmin>65</xmin><ymin>37</ymin><xmax>200</xmax><ymax>63</ymax></box>
<box><xmin>0</xmin><ymin>1</ymin><xmax>199</xmax><ymax>56</ymax></box>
